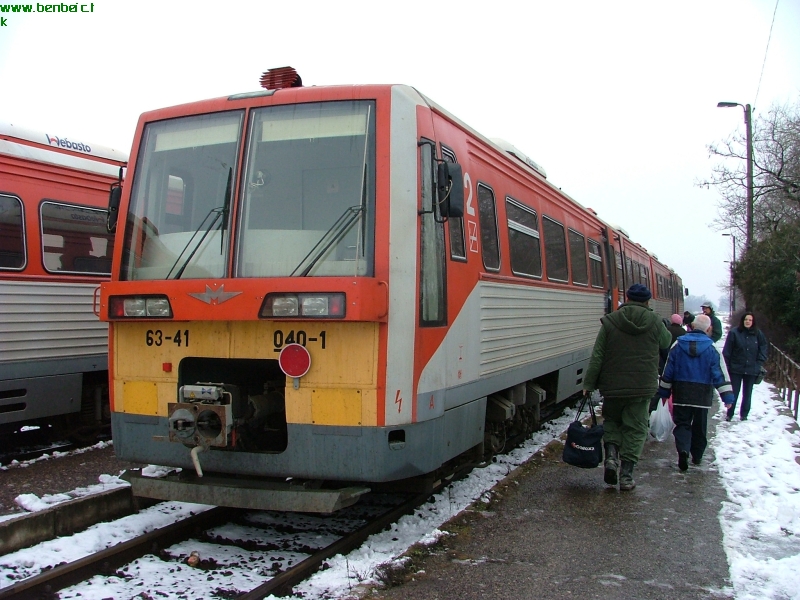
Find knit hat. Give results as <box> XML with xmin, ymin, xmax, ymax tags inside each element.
<box><xmin>626</xmin><ymin>283</ymin><xmax>652</xmax><ymax>303</ymax></box>
<box><xmin>670</xmin><ymin>314</ymin><xmax>683</xmax><ymax>325</ymax></box>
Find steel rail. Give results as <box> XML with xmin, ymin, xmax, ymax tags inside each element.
<box><xmin>239</xmin><ymin>487</ymin><xmax>440</xmax><ymax>599</ymax></box>
<box><xmin>0</xmin><ymin>506</ymin><xmax>236</xmax><ymax>599</ymax></box>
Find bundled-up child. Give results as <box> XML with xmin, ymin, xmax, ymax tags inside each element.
<box><xmin>658</xmin><ymin>314</ymin><xmax>734</xmax><ymax>472</ymax></box>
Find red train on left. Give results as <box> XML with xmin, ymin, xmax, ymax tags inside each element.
<box><xmin>0</xmin><ymin>122</ymin><xmax>127</xmax><ymax>438</ymax></box>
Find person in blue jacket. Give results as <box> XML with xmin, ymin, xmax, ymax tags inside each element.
<box><xmin>722</xmin><ymin>311</ymin><xmax>769</xmax><ymax>421</ymax></box>
<box><xmin>658</xmin><ymin>314</ymin><xmax>734</xmax><ymax>471</ymax></box>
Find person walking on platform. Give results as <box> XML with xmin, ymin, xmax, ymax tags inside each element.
<box><xmin>658</xmin><ymin>314</ymin><xmax>734</xmax><ymax>471</ymax></box>
<box><xmin>650</xmin><ymin>314</ymin><xmax>687</xmax><ymax>412</ymax></box>
<box><xmin>700</xmin><ymin>302</ymin><xmax>723</xmax><ymax>343</ymax></box>
<box><xmin>583</xmin><ymin>284</ymin><xmax>671</xmax><ymax>491</ymax></box>
<box><xmin>722</xmin><ymin>311</ymin><xmax>768</xmax><ymax>421</ymax></box>
<box><xmin>663</xmin><ymin>314</ymin><xmax>687</xmax><ymax>368</ymax></box>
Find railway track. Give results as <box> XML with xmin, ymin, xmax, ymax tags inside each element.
<box><xmin>0</xmin><ymin>399</ymin><xmax>578</xmax><ymax>599</ymax></box>
<box><xmin>0</xmin><ymin>488</ymin><xmax>439</xmax><ymax>599</ymax></box>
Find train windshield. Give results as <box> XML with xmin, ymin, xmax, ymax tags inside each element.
<box><xmin>121</xmin><ymin>111</ymin><xmax>244</xmax><ymax>280</ymax></box>
<box><xmin>236</xmin><ymin>101</ymin><xmax>376</xmax><ymax>277</ymax></box>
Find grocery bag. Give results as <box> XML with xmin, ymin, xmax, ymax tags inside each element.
<box><xmin>649</xmin><ymin>398</ymin><xmax>673</xmax><ymax>442</ymax></box>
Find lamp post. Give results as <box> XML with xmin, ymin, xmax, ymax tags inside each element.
<box><xmin>717</xmin><ymin>102</ymin><xmax>754</xmax><ymax>249</ymax></box>
<box><xmin>722</xmin><ymin>233</ymin><xmax>736</xmax><ymax>312</ymax></box>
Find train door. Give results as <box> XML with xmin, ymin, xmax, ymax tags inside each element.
<box><xmin>413</xmin><ymin>112</ymin><xmax>448</xmax><ymax>424</ymax></box>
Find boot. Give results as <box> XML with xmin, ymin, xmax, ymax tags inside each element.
<box><xmin>603</xmin><ymin>443</ymin><xmax>620</xmax><ymax>486</ymax></box>
<box><xmin>678</xmin><ymin>451</ymin><xmax>689</xmax><ymax>472</ymax></box>
<box><xmin>619</xmin><ymin>460</ymin><xmax>636</xmax><ymax>491</ymax></box>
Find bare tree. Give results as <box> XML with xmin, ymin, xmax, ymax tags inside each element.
<box><xmin>700</xmin><ymin>100</ymin><xmax>800</xmax><ymax>246</ymax></box>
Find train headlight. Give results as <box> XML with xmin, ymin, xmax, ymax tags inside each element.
<box><xmin>109</xmin><ymin>295</ymin><xmax>173</xmax><ymax>318</ymax></box>
<box><xmin>260</xmin><ymin>293</ymin><xmax>345</xmax><ymax>318</ymax></box>
<box><xmin>145</xmin><ymin>297</ymin><xmax>172</xmax><ymax>317</ymax></box>
<box><xmin>271</xmin><ymin>296</ymin><xmax>299</xmax><ymax>317</ymax></box>
<box><xmin>301</xmin><ymin>296</ymin><xmax>328</xmax><ymax>316</ymax></box>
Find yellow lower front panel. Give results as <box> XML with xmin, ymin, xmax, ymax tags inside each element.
<box><xmin>122</xmin><ymin>381</ymin><xmax>159</xmax><ymax>416</ymax></box>
<box><xmin>311</xmin><ymin>388</ymin><xmax>362</xmax><ymax>425</ymax></box>
<box><xmin>113</xmin><ymin>320</ymin><xmax>379</xmax><ymax>426</ymax></box>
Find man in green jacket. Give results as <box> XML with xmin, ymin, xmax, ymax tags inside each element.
<box><xmin>583</xmin><ymin>284</ymin><xmax>671</xmax><ymax>491</ymax></box>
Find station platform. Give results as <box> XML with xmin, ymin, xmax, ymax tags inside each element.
<box><xmin>374</xmin><ymin>400</ymin><xmax>735</xmax><ymax>600</ymax></box>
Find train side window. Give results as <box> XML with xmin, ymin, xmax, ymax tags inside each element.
<box><xmin>476</xmin><ymin>183</ymin><xmax>500</xmax><ymax>271</ymax></box>
<box><xmin>441</xmin><ymin>146</ymin><xmax>466</xmax><ymax>261</ymax></box>
<box><xmin>419</xmin><ymin>141</ymin><xmax>446</xmax><ymax>326</ymax></box>
<box><xmin>568</xmin><ymin>229</ymin><xmax>588</xmax><ymax>286</ymax></box>
<box><xmin>588</xmin><ymin>238</ymin><xmax>604</xmax><ymax>288</ymax></box>
<box><xmin>166</xmin><ymin>175</ymin><xmax>186</xmax><ymax>216</ymax></box>
<box><xmin>615</xmin><ymin>250</ymin><xmax>624</xmax><ymax>292</ymax></box>
<box><xmin>542</xmin><ymin>216</ymin><xmax>568</xmax><ymax>282</ymax></box>
<box><xmin>40</xmin><ymin>201</ymin><xmax>114</xmax><ymax>275</ymax></box>
<box><xmin>624</xmin><ymin>255</ymin><xmax>633</xmax><ymax>287</ymax></box>
<box><xmin>0</xmin><ymin>194</ymin><xmax>26</xmax><ymax>270</ymax></box>
<box><xmin>506</xmin><ymin>197</ymin><xmax>541</xmax><ymax>278</ymax></box>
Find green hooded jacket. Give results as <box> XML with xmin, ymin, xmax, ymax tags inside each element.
<box><xmin>583</xmin><ymin>301</ymin><xmax>672</xmax><ymax>399</ymax></box>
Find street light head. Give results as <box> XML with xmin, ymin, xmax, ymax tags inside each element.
<box><xmin>717</xmin><ymin>102</ymin><xmax>739</xmax><ymax>108</ymax></box>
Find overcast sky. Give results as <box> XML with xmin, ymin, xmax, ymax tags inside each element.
<box><xmin>2</xmin><ymin>0</ymin><xmax>798</xmax><ymax>305</ymax></box>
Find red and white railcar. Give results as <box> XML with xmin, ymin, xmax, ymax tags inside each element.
<box><xmin>101</xmin><ymin>69</ymin><xmax>683</xmax><ymax>511</ymax></box>
<box><xmin>0</xmin><ymin>122</ymin><xmax>127</xmax><ymax>435</ymax></box>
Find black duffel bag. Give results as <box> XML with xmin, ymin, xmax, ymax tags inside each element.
<box><xmin>562</xmin><ymin>394</ymin><xmax>604</xmax><ymax>469</ymax></box>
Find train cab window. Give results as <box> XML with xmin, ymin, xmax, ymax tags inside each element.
<box><xmin>568</xmin><ymin>229</ymin><xmax>588</xmax><ymax>285</ymax></box>
<box><xmin>419</xmin><ymin>140</ymin><xmax>446</xmax><ymax>326</ymax></box>
<box><xmin>588</xmin><ymin>238</ymin><xmax>604</xmax><ymax>288</ymax></box>
<box><xmin>477</xmin><ymin>184</ymin><xmax>500</xmax><ymax>271</ymax></box>
<box><xmin>40</xmin><ymin>201</ymin><xmax>114</xmax><ymax>275</ymax></box>
<box><xmin>237</xmin><ymin>101</ymin><xmax>376</xmax><ymax>278</ymax></box>
<box><xmin>506</xmin><ymin>197</ymin><xmax>541</xmax><ymax>278</ymax></box>
<box><xmin>0</xmin><ymin>194</ymin><xmax>25</xmax><ymax>270</ymax></box>
<box><xmin>123</xmin><ymin>110</ymin><xmax>244</xmax><ymax>280</ymax></box>
<box><xmin>441</xmin><ymin>146</ymin><xmax>466</xmax><ymax>261</ymax></box>
<box><xmin>542</xmin><ymin>216</ymin><xmax>568</xmax><ymax>282</ymax></box>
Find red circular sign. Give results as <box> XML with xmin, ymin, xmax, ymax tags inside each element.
<box><xmin>278</xmin><ymin>343</ymin><xmax>311</xmax><ymax>378</ymax></box>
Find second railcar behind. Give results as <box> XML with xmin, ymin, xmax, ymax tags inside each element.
<box><xmin>0</xmin><ymin>122</ymin><xmax>127</xmax><ymax>437</ymax></box>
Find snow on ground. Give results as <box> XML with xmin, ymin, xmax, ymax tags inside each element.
<box><xmin>0</xmin><ymin>441</ymin><xmax>129</xmax><ymax>520</ymax></box>
<box><xmin>0</xmin><ymin>440</ymin><xmax>114</xmax><ymax>471</ymax></box>
<box><xmin>1</xmin><ymin>381</ymin><xmax>799</xmax><ymax>599</ymax></box>
<box><xmin>0</xmin><ymin>412</ymin><xmax>576</xmax><ymax>598</ymax></box>
<box><xmin>713</xmin><ymin>381</ymin><xmax>800</xmax><ymax>600</ymax></box>
<box><xmin>291</xmin><ymin>411</ymin><xmax>578</xmax><ymax>600</ymax></box>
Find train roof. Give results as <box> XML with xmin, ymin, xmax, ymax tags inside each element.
<box><xmin>0</xmin><ymin>121</ymin><xmax>128</xmax><ymax>164</ymax></box>
<box><xmin>133</xmin><ymin>78</ymin><xmax>669</xmax><ymax>271</ymax></box>
<box><xmin>0</xmin><ymin>121</ymin><xmax>127</xmax><ymax>179</ymax></box>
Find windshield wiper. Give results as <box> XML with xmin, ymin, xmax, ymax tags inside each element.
<box><xmin>166</xmin><ymin>168</ymin><xmax>232</xmax><ymax>280</ymax></box>
<box><xmin>291</xmin><ymin>205</ymin><xmax>363</xmax><ymax>277</ymax></box>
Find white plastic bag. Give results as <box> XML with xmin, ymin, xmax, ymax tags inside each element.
<box><xmin>649</xmin><ymin>398</ymin><xmax>673</xmax><ymax>442</ymax></box>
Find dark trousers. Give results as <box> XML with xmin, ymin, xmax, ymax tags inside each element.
<box><xmin>601</xmin><ymin>396</ymin><xmax>651</xmax><ymax>464</ymax></box>
<box><xmin>727</xmin><ymin>373</ymin><xmax>756</xmax><ymax>420</ymax></box>
<box><xmin>672</xmin><ymin>405</ymin><xmax>709</xmax><ymax>463</ymax></box>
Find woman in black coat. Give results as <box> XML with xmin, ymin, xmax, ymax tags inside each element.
<box><xmin>722</xmin><ymin>312</ymin><xmax>768</xmax><ymax>421</ymax></box>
